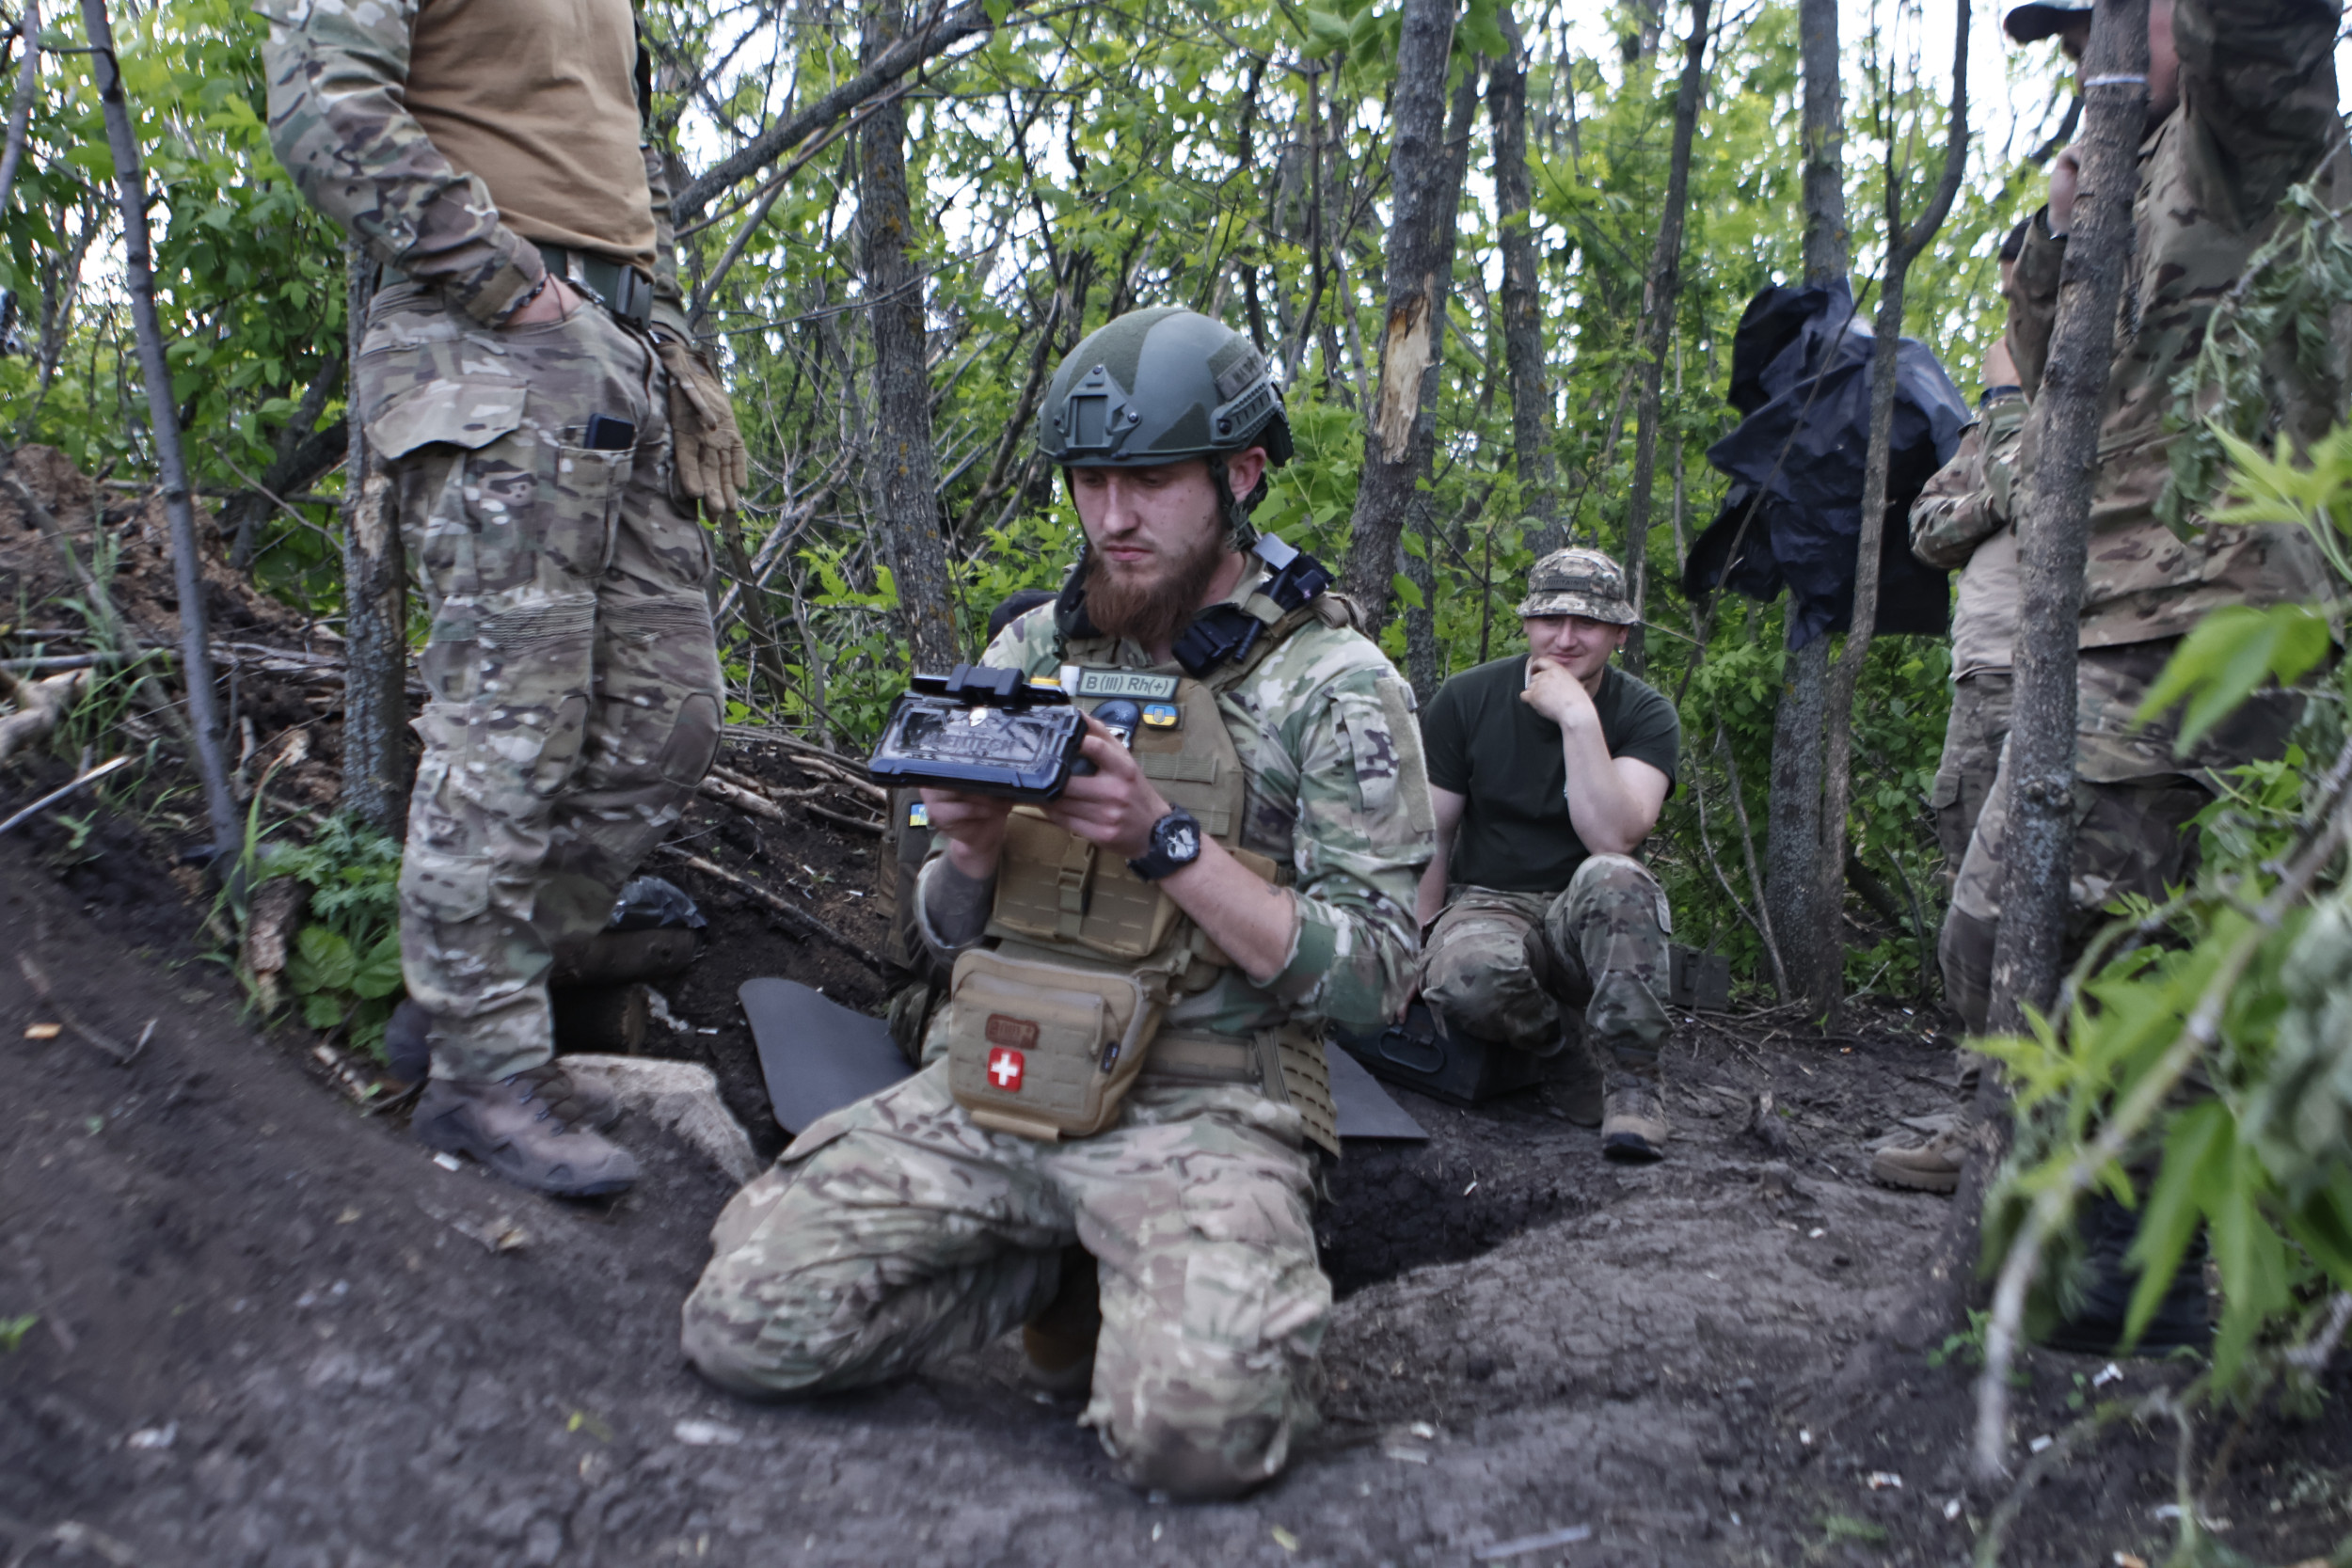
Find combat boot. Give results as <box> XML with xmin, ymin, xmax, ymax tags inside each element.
<box><xmin>1871</xmin><ymin>1120</ymin><xmax>1969</xmax><ymax>1193</ymax></box>
<box><xmin>388</xmin><ymin>999</ymin><xmax>620</xmax><ymax>1128</ymax></box>
<box><xmin>1022</xmin><ymin>1245</ymin><xmax>1101</xmax><ymax>1398</ymax></box>
<box><xmin>1871</xmin><ymin>1053</ymin><xmax>1984</xmax><ymax>1194</ymax></box>
<box><xmin>413</xmin><ymin>1063</ymin><xmax>639</xmax><ymax>1197</ymax></box>
<box><xmin>1601</xmin><ymin>1062</ymin><xmax>1669</xmax><ymax>1163</ymax></box>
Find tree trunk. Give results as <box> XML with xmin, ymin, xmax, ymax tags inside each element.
<box><xmin>0</xmin><ymin>0</ymin><xmax>39</xmax><ymax>216</ymax></box>
<box><xmin>1616</xmin><ymin>0</ymin><xmax>1711</xmax><ymax>680</ymax></box>
<box><xmin>1487</xmin><ymin>0</ymin><xmax>1562</xmax><ymax>558</ymax></box>
<box><xmin>1340</xmin><ymin>0</ymin><xmax>1461</xmax><ymax>638</ymax></box>
<box><xmin>83</xmin><ymin>0</ymin><xmax>239</xmax><ymax>860</ymax></box>
<box><xmin>1816</xmin><ymin>0</ymin><xmax>1969</xmax><ymax>1031</ymax></box>
<box><xmin>339</xmin><ymin>247</ymin><xmax>409</xmax><ymax>836</ymax></box>
<box><xmin>1989</xmin><ymin>0</ymin><xmax>2149</xmax><ymax>1032</ymax></box>
<box><xmin>1764</xmin><ymin>0</ymin><xmax>1849</xmax><ymax>1006</ymax></box>
<box><xmin>1798</xmin><ymin>0</ymin><xmax>1849</xmax><ymax>286</ymax></box>
<box><xmin>857</xmin><ymin>4</ymin><xmax>959</xmax><ymax>674</ymax></box>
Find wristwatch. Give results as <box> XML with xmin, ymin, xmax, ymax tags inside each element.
<box><xmin>1127</xmin><ymin>809</ymin><xmax>1204</xmax><ymax>881</ymax></box>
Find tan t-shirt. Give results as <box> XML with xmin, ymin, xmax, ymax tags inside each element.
<box><xmin>405</xmin><ymin>0</ymin><xmax>656</xmax><ymax>273</ymax></box>
<box><xmin>1949</xmin><ymin>523</ymin><xmax>2018</xmax><ymax>684</ymax></box>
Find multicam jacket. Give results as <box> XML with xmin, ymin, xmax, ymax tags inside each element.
<box><xmin>2006</xmin><ymin>0</ymin><xmax>2345</xmax><ymax>650</ymax></box>
<box><xmin>259</xmin><ymin>0</ymin><xmax>684</xmax><ymax>326</ymax></box>
<box><xmin>960</xmin><ymin>570</ymin><xmax>1435</xmax><ymax>1040</ymax></box>
<box><xmin>1911</xmin><ymin>391</ymin><xmax>2027</xmax><ymax>682</ymax></box>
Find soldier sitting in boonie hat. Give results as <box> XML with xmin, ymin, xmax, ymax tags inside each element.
<box><xmin>1414</xmin><ymin>547</ymin><xmax>1683</xmax><ymax>1160</ymax></box>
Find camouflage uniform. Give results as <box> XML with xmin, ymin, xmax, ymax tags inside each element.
<box><xmin>1911</xmin><ymin>391</ymin><xmax>2027</xmax><ymax>878</ymax></box>
<box><xmin>263</xmin><ymin>0</ymin><xmax>723</xmax><ymax>1082</ymax></box>
<box><xmin>1419</xmin><ymin>857</ymin><xmax>1673</xmax><ymax>1070</ymax></box>
<box><xmin>684</xmin><ymin>578</ymin><xmax>1432</xmax><ymax>1498</ymax></box>
<box><xmin>358</xmin><ymin>287</ymin><xmax>722</xmax><ymax>1080</ymax></box>
<box><xmin>1938</xmin><ymin>0</ymin><xmax>2344</xmax><ymax>1028</ymax></box>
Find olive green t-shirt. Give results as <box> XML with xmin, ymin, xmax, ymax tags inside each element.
<box><xmin>1420</xmin><ymin>656</ymin><xmax>1681</xmax><ymax>893</ymax></box>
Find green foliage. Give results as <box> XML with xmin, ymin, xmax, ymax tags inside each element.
<box><xmin>2161</xmin><ymin>179</ymin><xmax>2352</xmax><ymax>542</ymax></box>
<box><xmin>1978</xmin><ymin>429</ymin><xmax>2352</xmax><ymax>1399</ymax></box>
<box><xmin>0</xmin><ymin>1314</ymin><xmax>38</xmax><ymax>1353</ymax></box>
<box><xmin>266</xmin><ymin>816</ymin><xmax>406</xmax><ymax>1055</ymax></box>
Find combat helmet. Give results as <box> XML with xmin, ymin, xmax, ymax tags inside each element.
<box><xmin>1038</xmin><ymin>307</ymin><xmax>1293</xmax><ymax>544</ymax></box>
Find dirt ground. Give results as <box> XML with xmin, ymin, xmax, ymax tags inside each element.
<box><xmin>8</xmin><ymin>450</ymin><xmax>2352</xmax><ymax>1566</ymax></box>
<box><xmin>8</xmin><ymin>787</ymin><xmax>2352</xmax><ymax>1568</ymax></box>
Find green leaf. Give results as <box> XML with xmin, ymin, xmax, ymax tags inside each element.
<box><xmin>2124</xmin><ymin>1101</ymin><xmax>2229</xmax><ymax>1345</ymax></box>
<box><xmin>2133</xmin><ymin>603</ymin><xmax>2330</xmax><ymax>754</ymax></box>
<box><xmin>301</xmin><ymin>991</ymin><xmax>344</xmax><ymax>1031</ymax></box>
<box><xmin>351</xmin><ymin>931</ymin><xmax>405</xmax><ymax>1000</ymax></box>
<box><xmin>1391</xmin><ymin>572</ymin><xmax>1425</xmax><ymax>610</ymax></box>
<box><xmin>286</xmin><ymin>925</ymin><xmax>356</xmax><ymax>995</ymax></box>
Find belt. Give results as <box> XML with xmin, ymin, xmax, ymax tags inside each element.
<box><xmin>536</xmin><ymin>244</ymin><xmax>654</xmax><ymax>330</ymax></box>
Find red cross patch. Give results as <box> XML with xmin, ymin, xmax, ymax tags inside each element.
<box><xmin>987</xmin><ymin>1047</ymin><xmax>1025</xmax><ymax>1092</ymax></box>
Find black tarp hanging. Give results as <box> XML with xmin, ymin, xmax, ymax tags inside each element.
<box><xmin>1681</xmin><ymin>279</ymin><xmax>1969</xmax><ymax>648</ymax></box>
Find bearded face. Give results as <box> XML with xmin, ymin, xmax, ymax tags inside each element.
<box><xmin>1068</xmin><ymin>459</ymin><xmax>1238</xmax><ymax>655</ymax></box>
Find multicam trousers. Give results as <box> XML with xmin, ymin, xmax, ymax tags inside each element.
<box><xmin>1419</xmin><ymin>854</ymin><xmax>1674</xmax><ymax>1069</ymax></box>
<box><xmin>1931</xmin><ymin>671</ymin><xmax>2013</xmax><ymax>881</ymax></box>
<box><xmin>680</xmin><ymin>1062</ymin><xmax>1327</xmax><ymax>1500</ymax></box>
<box><xmin>1937</xmin><ymin>639</ymin><xmax>2305</xmax><ymax>1034</ymax></box>
<box><xmin>357</xmin><ymin>281</ymin><xmax>723</xmax><ymax>1081</ymax></box>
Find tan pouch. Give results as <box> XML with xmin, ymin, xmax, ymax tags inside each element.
<box><xmin>989</xmin><ymin>809</ymin><xmax>1181</xmax><ymax>960</ymax></box>
<box><xmin>945</xmin><ymin>948</ymin><xmax>1164</xmax><ymax>1141</ymax></box>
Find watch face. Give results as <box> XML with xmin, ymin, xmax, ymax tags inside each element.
<box><xmin>1158</xmin><ymin>816</ymin><xmax>1200</xmax><ymax>863</ymax></box>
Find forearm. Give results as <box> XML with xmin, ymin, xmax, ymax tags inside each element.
<box><xmin>643</xmin><ymin>144</ymin><xmax>685</xmax><ymax>306</ymax></box>
<box><xmin>1414</xmin><ymin>847</ymin><xmax>1449</xmax><ymax>927</ymax></box>
<box><xmin>1560</xmin><ymin>726</ymin><xmax>1651</xmax><ymax>855</ymax></box>
<box><xmin>1163</xmin><ymin>841</ymin><xmax>1300</xmax><ymax>980</ymax></box>
<box><xmin>915</xmin><ymin>852</ymin><xmax>996</xmax><ymax>954</ymax></box>
<box><xmin>260</xmin><ymin>6</ymin><xmax>542</xmax><ymax>325</ymax></box>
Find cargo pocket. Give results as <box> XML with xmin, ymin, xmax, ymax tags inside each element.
<box><xmin>398</xmin><ymin>843</ymin><xmax>492</xmax><ymax>927</ymax></box>
<box><xmin>542</xmin><ymin>443</ymin><xmax>631</xmax><ymax>578</ymax></box>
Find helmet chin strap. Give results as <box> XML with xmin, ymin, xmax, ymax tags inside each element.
<box><xmin>1206</xmin><ymin>451</ymin><xmax>1260</xmax><ymax>553</ymax></box>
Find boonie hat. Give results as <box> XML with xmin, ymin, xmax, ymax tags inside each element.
<box><xmin>1517</xmin><ymin>547</ymin><xmax>1637</xmax><ymax>626</ymax></box>
<box><xmin>2004</xmin><ymin>0</ymin><xmax>2090</xmax><ymax>43</ymax></box>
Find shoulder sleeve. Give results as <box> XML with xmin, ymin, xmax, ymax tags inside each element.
<box><xmin>1911</xmin><ymin>396</ymin><xmax>2026</xmax><ymax>570</ymax></box>
<box><xmin>1420</xmin><ymin>672</ymin><xmax>1471</xmax><ymax>795</ymax></box>
<box><xmin>1611</xmin><ymin>677</ymin><xmax>1683</xmax><ymax>791</ymax></box>
<box><xmin>260</xmin><ymin>0</ymin><xmax>544</xmax><ymax>325</ymax></box>
<box><xmin>2175</xmin><ymin>0</ymin><xmax>2344</xmax><ymax>221</ymax></box>
<box><xmin>1250</xmin><ymin>637</ymin><xmax>1431</xmax><ymax>1035</ymax></box>
<box><xmin>980</xmin><ymin>603</ymin><xmax>1062</xmax><ymax>679</ymax></box>
<box><xmin>2008</xmin><ymin>210</ymin><xmax>2062</xmax><ymax>397</ymax></box>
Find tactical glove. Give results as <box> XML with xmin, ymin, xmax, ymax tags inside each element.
<box><xmin>654</xmin><ymin>333</ymin><xmax>750</xmax><ymax>515</ymax></box>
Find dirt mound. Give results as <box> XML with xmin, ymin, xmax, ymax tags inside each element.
<box><xmin>8</xmin><ymin>447</ymin><xmax>2352</xmax><ymax>1564</ymax></box>
<box><xmin>11</xmin><ymin>824</ymin><xmax>2352</xmax><ymax>1564</ymax></box>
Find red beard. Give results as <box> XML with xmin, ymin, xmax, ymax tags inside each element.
<box><xmin>1081</xmin><ymin>528</ymin><xmax>1228</xmax><ymax>654</ymax></box>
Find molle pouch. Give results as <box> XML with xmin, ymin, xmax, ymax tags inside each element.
<box><xmin>945</xmin><ymin>948</ymin><xmax>1163</xmax><ymax>1140</ymax></box>
<box><xmin>988</xmin><ymin>809</ymin><xmax>1181</xmax><ymax>960</ymax></box>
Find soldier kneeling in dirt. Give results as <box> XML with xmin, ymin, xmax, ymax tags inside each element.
<box><xmin>1414</xmin><ymin>549</ymin><xmax>1684</xmax><ymax>1161</ymax></box>
<box><xmin>680</xmin><ymin>308</ymin><xmax>1433</xmax><ymax>1499</ymax></box>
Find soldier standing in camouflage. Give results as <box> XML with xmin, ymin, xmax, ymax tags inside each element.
<box><xmin>681</xmin><ymin>308</ymin><xmax>1433</xmax><ymax>1499</ymax></box>
<box><xmin>263</xmin><ymin>0</ymin><xmax>748</xmax><ymax>1196</ymax></box>
<box><xmin>1415</xmin><ymin>550</ymin><xmax>1683</xmax><ymax>1161</ymax></box>
<box><xmin>1873</xmin><ymin>260</ymin><xmax>2030</xmax><ymax>1193</ymax></box>
<box><xmin>1938</xmin><ymin>0</ymin><xmax>2344</xmax><ymax>1033</ymax></box>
